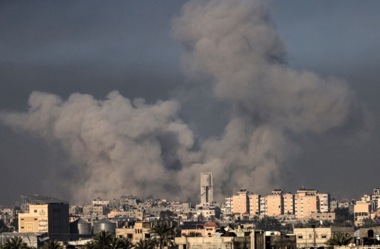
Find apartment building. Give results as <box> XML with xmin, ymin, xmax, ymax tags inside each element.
<box><xmin>317</xmin><ymin>193</ymin><xmax>330</xmax><ymax>213</ymax></box>
<box><xmin>116</xmin><ymin>221</ymin><xmax>152</xmax><ymax>244</ymax></box>
<box><xmin>248</xmin><ymin>193</ymin><xmax>260</xmax><ymax>217</ymax></box>
<box><xmin>283</xmin><ymin>193</ymin><xmax>294</xmax><ymax>215</ymax></box>
<box><xmin>232</xmin><ymin>190</ymin><xmax>249</xmax><ymax>218</ymax></box>
<box><xmin>294</xmin><ymin>189</ymin><xmax>318</xmax><ymax>219</ymax></box>
<box><xmin>354</xmin><ymin>200</ymin><xmax>371</xmax><ymax>227</ymax></box>
<box><xmin>266</xmin><ymin>189</ymin><xmax>283</xmax><ymax>217</ymax></box>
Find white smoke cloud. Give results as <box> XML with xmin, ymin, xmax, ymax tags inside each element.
<box><xmin>0</xmin><ymin>0</ymin><xmax>371</xmax><ymax>203</ymax></box>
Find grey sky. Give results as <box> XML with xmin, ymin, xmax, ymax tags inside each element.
<box><xmin>0</xmin><ymin>0</ymin><xmax>379</xmax><ymax>205</ymax></box>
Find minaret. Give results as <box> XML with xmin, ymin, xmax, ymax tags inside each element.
<box><xmin>200</xmin><ymin>172</ymin><xmax>213</xmax><ymax>204</ymax></box>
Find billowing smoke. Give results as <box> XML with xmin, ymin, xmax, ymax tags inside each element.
<box><xmin>171</xmin><ymin>0</ymin><xmax>369</xmax><ymax>198</ymax></box>
<box><xmin>0</xmin><ymin>0</ymin><xmax>370</xmax><ymax>203</ymax></box>
<box><xmin>0</xmin><ymin>91</ymin><xmax>199</xmax><ymax>202</ymax></box>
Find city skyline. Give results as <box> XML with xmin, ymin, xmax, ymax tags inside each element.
<box><xmin>1</xmin><ymin>0</ymin><xmax>380</xmax><ymax>205</ymax></box>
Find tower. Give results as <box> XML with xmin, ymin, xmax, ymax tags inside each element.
<box><xmin>200</xmin><ymin>172</ymin><xmax>213</xmax><ymax>205</ymax></box>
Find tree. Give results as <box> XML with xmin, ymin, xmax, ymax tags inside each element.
<box><xmin>84</xmin><ymin>241</ymin><xmax>96</xmax><ymax>249</ymax></box>
<box><xmin>116</xmin><ymin>238</ymin><xmax>133</xmax><ymax>249</ymax></box>
<box><xmin>186</xmin><ymin>232</ymin><xmax>202</xmax><ymax>237</ymax></box>
<box><xmin>94</xmin><ymin>231</ymin><xmax>113</xmax><ymax>249</ymax></box>
<box><xmin>305</xmin><ymin>219</ymin><xmax>319</xmax><ymax>228</ymax></box>
<box><xmin>0</xmin><ymin>220</ymin><xmax>10</xmax><ymax>233</ymax></box>
<box><xmin>42</xmin><ymin>240</ymin><xmax>63</xmax><ymax>249</ymax></box>
<box><xmin>3</xmin><ymin>237</ymin><xmax>29</xmax><ymax>249</ymax></box>
<box><xmin>256</xmin><ymin>216</ymin><xmax>282</xmax><ymax>231</ymax></box>
<box><xmin>134</xmin><ymin>239</ymin><xmax>154</xmax><ymax>249</ymax></box>
<box><xmin>334</xmin><ymin>207</ymin><xmax>354</xmax><ymax>225</ymax></box>
<box><xmin>151</xmin><ymin>220</ymin><xmax>175</xmax><ymax>249</ymax></box>
<box><xmin>327</xmin><ymin>232</ymin><xmax>352</xmax><ymax>246</ymax></box>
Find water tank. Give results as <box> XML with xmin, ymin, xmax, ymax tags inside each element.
<box><xmin>93</xmin><ymin>218</ymin><xmax>116</xmax><ymax>235</ymax></box>
<box><xmin>77</xmin><ymin>219</ymin><xmax>91</xmax><ymax>235</ymax></box>
<box><xmin>70</xmin><ymin>218</ymin><xmax>92</xmax><ymax>235</ymax></box>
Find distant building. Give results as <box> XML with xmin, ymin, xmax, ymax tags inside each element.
<box><xmin>293</xmin><ymin>227</ymin><xmax>332</xmax><ymax>248</ymax></box>
<box><xmin>283</xmin><ymin>193</ymin><xmax>294</xmax><ymax>215</ymax></box>
<box><xmin>266</xmin><ymin>189</ymin><xmax>283</xmax><ymax>217</ymax></box>
<box><xmin>232</xmin><ymin>190</ymin><xmax>249</xmax><ymax>218</ymax></box>
<box><xmin>248</xmin><ymin>194</ymin><xmax>261</xmax><ymax>217</ymax></box>
<box><xmin>200</xmin><ymin>172</ymin><xmax>213</xmax><ymax>205</ymax></box>
<box><xmin>116</xmin><ymin>221</ymin><xmax>152</xmax><ymax>244</ymax></box>
<box><xmin>354</xmin><ymin>200</ymin><xmax>371</xmax><ymax>227</ymax></box>
<box><xmin>18</xmin><ymin>195</ymin><xmax>69</xmax><ymax>241</ymax></box>
<box><xmin>295</xmin><ymin>189</ymin><xmax>318</xmax><ymax>219</ymax></box>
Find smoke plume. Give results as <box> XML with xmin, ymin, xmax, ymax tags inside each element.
<box><xmin>0</xmin><ymin>0</ymin><xmax>370</xmax><ymax>203</ymax></box>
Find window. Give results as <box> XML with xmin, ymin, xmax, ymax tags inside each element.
<box><xmin>298</xmin><ymin>235</ymin><xmax>303</xmax><ymax>239</ymax></box>
<box><xmin>321</xmin><ymin>234</ymin><xmax>327</xmax><ymax>239</ymax></box>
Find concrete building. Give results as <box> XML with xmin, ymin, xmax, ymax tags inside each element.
<box><xmin>317</xmin><ymin>193</ymin><xmax>330</xmax><ymax>213</ymax></box>
<box><xmin>283</xmin><ymin>193</ymin><xmax>294</xmax><ymax>215</ymax></box>
<box><xmin>18</xmin><ymin>195</ymin><xmax>69</xmax><ymax>241</ymax></box>
<box><xmin>354</xmin><ymin>201</ymin><xmax>371</xmax><ymax>227</ymax></box>
<box><xmin>248</xmin><ymin>194</ymin><xmax>261</xmax><ymax>217</ymax></box>
<box><xmin>232</xmin><ymin>190</ymin><xmax>249</xmax><ymax>218</ymax></box>
<box><xmin>116</xmin><ymin>220</ymin><xmax>152</xmax><ymax>244</ymax></box>
<box><xmin>294</xmin><ymin>189</ymin><xmax>318</xmax><ymax>219</ymax></box>
<box><xmin>293</xmin><ymin>227</ymin><xmax>332</xmax><ymax>249</ymax></box>
<box><xmin>200</xmin><ymin>172</ymin><xmax>214</xmax><ymax>205</ymax></box>
<box><xmin>175</xmin><ymin>230</ymin><xmax>295</xmax><ymax>249</ymax></box>
<box><xmin>266</xmin><ymin>190</ymin><xmax>283</xmax><ymax>217</ymax></box>
<box><xmin>309</xmin><ymin>212</ymin><xmax>335</xmax><ymax>223</ymax></box>
<box><xmin>260</xmin><ymin>196</ymin><xmax>267</xmax><ymax>216</ymax></box>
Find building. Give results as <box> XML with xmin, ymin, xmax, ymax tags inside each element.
<box><xmin>175</xmin><ymin>229</ymin><xmax>295</xmax><ymax>249</ymax></box>
<box><xmin>293</xmin><ymin>227</ymin><xmax>332</xmax><ymax>249</ymax></box>
<box><xmin>200</xmin><ymin>172</ymin><xmax>213</xmax><ymax>205</ymax></box>
<box><xmin>354</xmin><ymin>200</ymin><xmax>371</xmax><ymax>227</ymax></box>
<box><xmin>18</xmin><ymin>195</ymin><xmax>69</xmax><ymax>241</ymax></box>
<box><xmin>266</xmin><ymin>190</ymin><xmax>283</xmax><ymax>217</ymax></box>
<box><xmin>317</xmin><ymin>193</ymin><xmax>330</xmax><ymax>213</ymax></box>
<box><xmin>248</xmin><ymin>194</ymin><xmax>261</xmax><ymax>217</ymax></box>
<box><xmin>294</xmin><ymin>189</ymin><xmax>318</xmax><ymax>219</ymax></box>
<box><xmin>116</xmin><ymin>221</ymin><xmax>152</xmax><ymax>244</ymax></box>
<box><xmin>283</xmin><ymin>193</ymin><xmax>294</xmax><ymax>215</ymax></box>
<box><xmin>232</xmin><ymin>190</ymin><xmax>249</xmax><ymax>219</ymax></box>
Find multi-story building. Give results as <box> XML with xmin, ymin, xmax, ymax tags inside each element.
<box><xmin>200</xmin><ymin>172</ymin><xmax>213</xmax><ymax>205</ymax></box>
<box><xmin>266</xmin><ymin>190</ymin><xmax>283</xmax><ymax>217</ymax></box>
<box><xmin>18</xmin><ymin>195</ymin><xmax>69</xmax><ymax>241</ymax></box>
<box><xmin>354</xmin><ymin>200</ymin><xmax>371</xmax><ymax>227</ymax></box>
<box><xmin>294</xmin><ymin>189</ymin><xmax>318</xmax><ymax>219</ymax></box>
<box><xmin>248</xmin><ymin>194</ymin><xmax>260</xmax><ymax>217</ymax></box>
<box><xmin>317</xmin><ymin>193</ymin><xmax>330</xmax><ymax>213</ymax></box>
<box><xmin>259</xmin><ymin>196</ymin><xmax>267</xmax><ymax>216</ymax></box>
<box><xmin>283</xmin><ymin>193</ymin><xmax>294</xmax><ymax>215</ymax></box>
<box><xmin>232</xmin><ymin>190</ymin><xmax>249</xmax><ymax>218</ymax></box>
<box><xmin>224</xmin><ymin>197</ymin><xmax>232</xmax><ymax>217</ymax></box>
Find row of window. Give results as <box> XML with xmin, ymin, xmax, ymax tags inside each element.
<box><xmin>297</xmin><ymin>234</ymin><xmax>327</xmax><ymax>239</ymax></box>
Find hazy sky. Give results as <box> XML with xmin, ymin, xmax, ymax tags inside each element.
<box><xmin>1</xmin><ymin>0</ymin><xmax>380</xmax><ymax>206</ymax></box>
